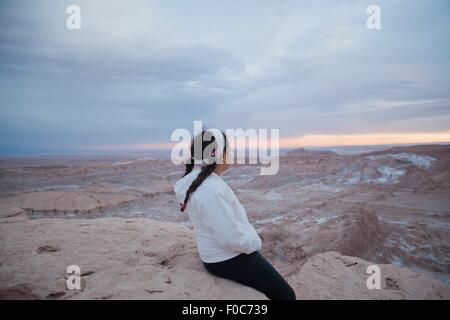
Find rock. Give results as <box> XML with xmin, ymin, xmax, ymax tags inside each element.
<box><xmin>261</xmin><ymin>205</ymin><xmax>389</xmax><ymax>267</ymax></box>
<box><xmin>0</xmin><ymin>205</ymin><xmax>27</xmax><ymax>224</ymax></box>
<box><xmin>0</xmin><ymin>218</ymin><xmax>448</xmax><ymax>300</ymax></box>
<box><xmin>0</xmin><ymin>218</ymin><xmax>266</xmax><ymax>299</ymax></box>
<box><xmin>0</xmin><ymin>206</ymin><xmax>24</xmax><ymax>218</ymax></box>
<box><xmin>2</xmin><ymin>187</ymin><xmax>138</xmax><ymax>215</ymax></box>
<box><xmin>292</xmin><ymin>251</ymin><xmax>449</xmax><ymax>299</ymax></box>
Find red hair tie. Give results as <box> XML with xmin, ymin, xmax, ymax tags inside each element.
<box><xmin>180</xmin><ymin>202</ymin><xmax>187</xmax><ymax>210</ymax></box>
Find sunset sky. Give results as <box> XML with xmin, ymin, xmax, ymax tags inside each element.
<box><xmin>0</xmin><ymin>0</ymin><xmax>449</xmax><ymax>155</ymax></box>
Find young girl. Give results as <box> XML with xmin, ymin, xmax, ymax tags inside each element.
<box><xmin>174</xmin><ymin>130</ymin><xmax>296</xmax><ymax>300</ymax></box>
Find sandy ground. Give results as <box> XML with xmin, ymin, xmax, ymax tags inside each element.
<box><xmin>1</xmin><ymin>218</ymin><xmax>448</xmax><ymax>299</ymax></box>
<box><xmin>0</xmin><ymin>144</ymin><xmax>449</xmax><ymax>299</ymax></box>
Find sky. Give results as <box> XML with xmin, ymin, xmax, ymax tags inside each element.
<box><xmin>0</xmin><ymin>0</ymin><xmax>449</xmax><ymax>155</ymax></box>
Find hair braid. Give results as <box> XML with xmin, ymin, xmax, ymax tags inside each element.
<box><xmin>180</xmin><ymin>163</ymin><xmax>216</xmax><ymax>212</ymax></box>
<box><xmin>183</xmin><ymin>157</ymin><xmax>194</xmax><ymax>177</ymax></box>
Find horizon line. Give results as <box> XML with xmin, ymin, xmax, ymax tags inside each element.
<box><xmin>1</xmin><ymin>131</ymin><xmax>450</xmax><ymax>157</ymax></box>
<box><xmin>68</xmin><ymin>130</ymin><xmax>450</xmax><ymax>152</ymax></box>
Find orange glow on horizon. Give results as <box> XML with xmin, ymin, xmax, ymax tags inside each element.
<box><xmin>80</xmin><ymin>130</ymin><xmax>450</xmax><ymax>151</ymax></box>
<box><xmin>279</xmin><ymin>130</ymin><xmax>450</xmax><ymax>148</ymax></box>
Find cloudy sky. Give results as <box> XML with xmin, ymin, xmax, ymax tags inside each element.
<box><xmin>0</xmin><ymin>0</ymin><xmax>449</xmax><ymax>154</ymax></box>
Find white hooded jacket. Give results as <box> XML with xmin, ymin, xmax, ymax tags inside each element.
<box><xmin>174</xmin><ymin>167</ymin><xmax>262</xmax><ymax>263</ymax></box>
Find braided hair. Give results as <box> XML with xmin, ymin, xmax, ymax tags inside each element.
<box><xmin>180</xmin><ymin>130</ymin><xmax>227</xmax><ymax>212</ymax></box>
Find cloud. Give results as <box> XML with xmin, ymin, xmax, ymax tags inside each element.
<box><xmin>0</xmin><ymin>0</ymin><xmax>449</xmax><ymax>153</ymax></box>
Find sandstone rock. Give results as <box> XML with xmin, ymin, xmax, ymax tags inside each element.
<box><xmin>293</xmin><ymin>251</ymin><xmax>449</xmax><ymax>299</ymax></box>
<box><xmin>0</xmin><ymin>218</ymin><xmax>448</xmax><ymax>300</ymax></box>
<box><xmin>2</xmin><ymin>187</ymin><xmax>138</xmax><ymax>215</ymax></box>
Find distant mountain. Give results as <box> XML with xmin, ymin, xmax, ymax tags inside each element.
<box><xmin>286</xmin><ymin>148</ymin><xmax>337</xmax><ymax>156</ymax></box>
<box><xmin>363</xmin><ymin>144</ymin><xmax>450</xmax><ymax>158</ymax></box>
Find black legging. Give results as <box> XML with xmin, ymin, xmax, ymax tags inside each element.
<box><xmin>203</xmin><ymin>251</ymin><xmax>296</xmax><ymax>300</ymax></box>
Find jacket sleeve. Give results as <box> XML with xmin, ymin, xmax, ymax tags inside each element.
<box><xmin>200</xmin><ymin>192</ymin><xmax>262</xmax><ymax>254</ymax></box>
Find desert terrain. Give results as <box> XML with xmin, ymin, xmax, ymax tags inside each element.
<box><xmin>0</xmin><ymin>144</ymin><xmax>449</xmax><ymax>299</ymax></box>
